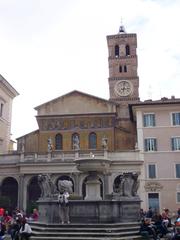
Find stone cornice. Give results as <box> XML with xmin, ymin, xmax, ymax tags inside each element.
<box><xmin>107</xmin><ymin>33</ymin><xmax>136</xmax><ymax>39</ymax></box>
<box><xmin>108</xmin><ymin>77</ymin><xmax>139</xmax><ymax>81</ymax></box>
<box><xmin>0</xmin><ymin>74</ymin><xmax>19</xmax><ymax>98</ymax></box>
<box><xmin>108</xmin><ymin>55</ymin><xmax>136</xmax><ymax>60</ymax></box>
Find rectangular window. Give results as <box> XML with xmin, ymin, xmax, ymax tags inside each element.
<box><xmin>172</xmin><ymin>112</ymin><xmax>180</xmax><ymax>126</ymax></box>
<box><xmin>0</xmin><ymin>103</ymin><xmax>3</xmax><ymax>117</ymax></box>
<box><xmin>177</xmin><ymin>192</ymin><xmax>180</xmax><ymax>203</ymax></box>
<box><xmin>176</xmin><ymin>164</ymin><xmax>180</xmax><ymax>178</ymax></box>
<box><xmin>144</xmin><ymin>138</ymin><xmax>157</xmax><ymax>151</ymax></box>
<box><xmin>143</xmin><ymin>113</ymin><xmax>155</xmax><ymax>127</ymax></box>
<box><xmin>148</xmin><ymin>164</ymin><xmax>156</xmax><ymax>178</ymax></box>
<box><xmin>171</xmin><ymin>137</ymin><xmax>180</xmax><ymax>151</ymax></box>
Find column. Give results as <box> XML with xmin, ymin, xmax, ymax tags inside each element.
<box><xmin>18</xmin><ymin>174</ymin><xmax>24</xmax><ymax>210</ymax></box>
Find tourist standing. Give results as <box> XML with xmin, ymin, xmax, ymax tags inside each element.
<box><xmin>58</xmin><ymin>190</ymin><xmax>70</xmax><ymax>224</ymax></box>
<box><xmin>32</xmin><ymin>209</ymin><xmax>39</xmax><ymax>221</ymax></box>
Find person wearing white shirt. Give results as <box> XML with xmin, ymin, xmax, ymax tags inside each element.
<box><xmin>19</xmin><ymin>218</ymin><xmax>32</xmax><ymax>240</ymax></box>
<box><xmin>58</xmin><ymin>190</ymin><xmax>70</xmax><ymax>224</ymax></box>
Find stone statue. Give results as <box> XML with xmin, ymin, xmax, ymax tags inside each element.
<box><xmin>132</xmin><ymin>172</ymin><xmax>140</xmax><ymax>196</ymax></box>
<box><xmin>101</xmin><ymin>136</ymin><xmax>108</xmax><ymax>150</ymax></box>
<box><xmin>123</xmin><ymin>173</ymin><xmax>134</xmax><ymax>197</ymax></box>
<box><xmin>114</xmin><ymin>172</ymin><xmax>140</xmax><ymax>198</ymax></box>
<box><xmin>38</xmin><ymin>174</ymin><xmax>56</xmax><ymax>198</ymax></box>
<box><xmin>47</xmin><ymin>138</ymin><xmax>53</xmax><ymax>152</ymax></box>
<box><xmin>73</xmin><ymin>135</ymin><xmax>80</xmax><ymax>150</ymax></box>
<box><xmin>19</xmin><ymin>139</ymin><xmax>25</xmax><ymax>153</ymax></box>
<box><xmin>118</xmin><ymin>175</ymin><xmax>125</xmax><ymax>196</ymax></box>
<box><xmin>57</xmin><ymin>180</ymin><xmax>73</xmax><ymax>194</ymax></box>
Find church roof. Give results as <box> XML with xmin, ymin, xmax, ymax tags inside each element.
<box><xmin>34</xmin><ymin>90</ymin><xmax>118</xmax><ymax>110</ymax></box>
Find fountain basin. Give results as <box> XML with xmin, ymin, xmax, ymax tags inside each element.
<box><xmin>75</xmin><ymin>158</ymin><xmax>111</xmax><ymax>173</ymax></box>
<box><xmin>38</xmin><ymin>199</ymin><xmax>141</xmax><ymax>223</ymax></box>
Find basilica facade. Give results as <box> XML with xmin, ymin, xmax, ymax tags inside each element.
<box><xmin>0</xmin><ymin>25</ymin><xmax>179</xmax><ymax>214</ymax></box>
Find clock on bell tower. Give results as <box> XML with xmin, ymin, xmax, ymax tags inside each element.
<box><xmin>107</xmin><ymin>25</ymin><xmax>139</xmax><ymax>102</ymax></box>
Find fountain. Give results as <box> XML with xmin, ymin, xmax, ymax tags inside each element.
<box><xmin>37</xmin><ymin>162</ymin><xmax>141</xmax><ymax>223</ymax></box>
<box><xmin>37</xmin><ymin>138</ymin><xmax>141</xmax><ymax>223</ymax></box>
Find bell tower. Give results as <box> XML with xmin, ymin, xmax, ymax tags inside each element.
<box><xmin>107</xmin><ymin>25</ymin><xmax>139</xmax><ymax>102</ymax></box>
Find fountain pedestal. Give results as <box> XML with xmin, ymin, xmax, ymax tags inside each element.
<box><xmin>85</xmin><ymin>173</ymin><xmax>102</xmax><ymax>200</ymax></box>
<box><xmin>75</xmin><ymin>157</ymin><xmax>111</xmax><ymax>200</ymax></box>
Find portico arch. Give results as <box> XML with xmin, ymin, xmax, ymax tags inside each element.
<box><xmin>113</xmin><ymin>175</ymin><xmax>122</xmax><ymax>193</ymax></box>
<box><xmin>27</xmin><ymin>176</ymin><xmax>41</xmax><ymax>213</ymax></box>
<box><xmin>1</xmin><ymin>177</ymin><xmax>18</xmax><ymax>212</ymax></box>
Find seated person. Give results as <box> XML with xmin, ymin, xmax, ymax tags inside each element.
<box><xmin>153</xmin><ymin>212</ymin><xmax>169</xmax><ymax>237</ymax></box>
<box><xmin>0</xmin><ymin>222</ymin><xmax>6</xmax><ymax>240</ymax></box>
<box><xmin>175</xmin><ymin>217</ymin><xmax>180</xmax><ymax>227</ymax></box>
<box><xmin>19</xmin><ymin>218</ymin><xmax>32</xmax><ymax>240</ymax></box>
<box><xmin>10</xmin><ymin>218</ymin><xmax>21</xmax><ymax>240</ymax></box>
<box><xmin>139</xmin><ymin>218</ymin><xmax>159</xmax><ymax>240</ymax></box>
<box><xmin>172</xmin><ymin>227</ymin><xmax>180</xmax><ymax>240</ymax></box>
<box><xmin>162</xmin><ymin>208</ymin><xmax>172</xmax><ymax>227</ymax></box>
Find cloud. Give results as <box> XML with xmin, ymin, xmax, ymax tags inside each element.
<box><xmin>0</xmin><ymin>0</ymin><xmax>180</xmax><ymax>139</ymax></box>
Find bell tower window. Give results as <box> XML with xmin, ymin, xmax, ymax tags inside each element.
<box><xmin>124</xmin><ymin>65</ymin><xmax>127</xmax><ymax>72</ymax></box>
<box><xmin>115</xmin><ymin>45</ymin><xmax>119</xmax><ymax>57</ymax></box>
<box><xmin>119</xmin><ymin>65</ymin><xmax>122</xmax><ymax>72</ymax></box>
<box><xmin>125</xmin><ymin>45</ymin><xmax>130</xmax><ymax>56</ymax></box>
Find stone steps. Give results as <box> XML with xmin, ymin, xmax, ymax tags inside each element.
<box><xmin>30</xmin><ymin>221</ymin><xmax>143</xmax><ymax>240</ymax></box>
<box><xmin>31</xmin><ymin>237</ymin><xmax>142</xmax><ymax>240</ymax></box>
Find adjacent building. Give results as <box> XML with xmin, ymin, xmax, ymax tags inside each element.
<box><xmin>0</xmin><ymin>75</ymin><xmax>19</xmax><ymax>154</ymax></box>
<box><xmin>131</xmin><ymin>99</ymin><xmax>180</xmax><ymax>213</ymax></box>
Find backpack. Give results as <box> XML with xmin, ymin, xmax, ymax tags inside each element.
<box><xmin>58</xmin><ymin>193</ymin><xmax>69</xmax><ymax>206</ymax></box>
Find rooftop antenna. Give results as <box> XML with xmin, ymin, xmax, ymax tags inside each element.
<box><xmin>120</xmin><ymin>17</ymin><xmax>123</xmax><ymax>25</ymax></box>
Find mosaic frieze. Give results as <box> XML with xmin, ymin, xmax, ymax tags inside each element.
<box><xmin>38</xmin><ymin>117</ymin><xmax>115</xmax><ymax>131</ymax></box>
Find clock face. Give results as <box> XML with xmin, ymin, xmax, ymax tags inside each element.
<box><xmin>114</xmin><ymin>80</ymin><xmax>133</xmax><ymax>97</ymax></box>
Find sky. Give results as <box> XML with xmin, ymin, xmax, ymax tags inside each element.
<box><xmin>0</xmin><ymin>0</ymin><xmax>180</xmax><ymax>140</ymax></box>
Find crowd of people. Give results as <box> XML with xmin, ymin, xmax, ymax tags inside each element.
<box><xmin>139</xmin><ymin>207</ymin><xmax>180</xmax><ymax>239</ymax></box>
<box><xmin>0</xmin><ymin>204</ymin><xmax>179</xmax><ymax>239</ymax></box>
<box><xmin>0</xmin><ymin>207</ymin><xmax>39</xmax><ymax>240</ymax></box>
